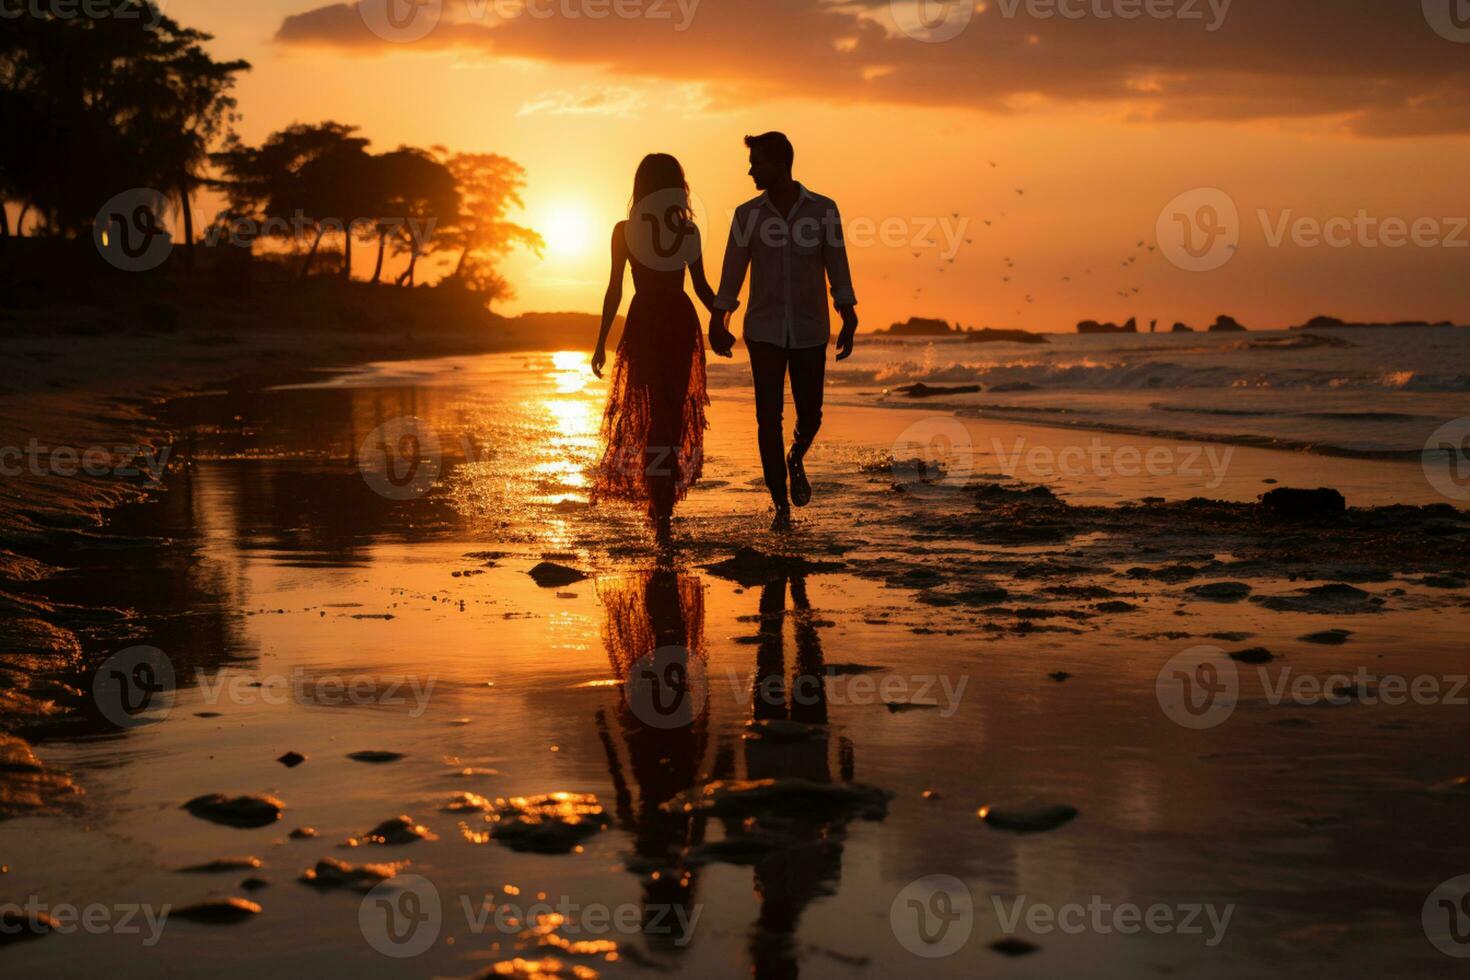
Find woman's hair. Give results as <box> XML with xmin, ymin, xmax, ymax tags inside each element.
<box><xmin>629</xmin><ymin>153</ymin><xmax>692</xmax><ymax>223</ymax></box>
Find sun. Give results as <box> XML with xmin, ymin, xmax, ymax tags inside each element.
<box><xmin>540</xmin><ymin>202</ymin><xmax>594</xmax><ymax>257</ymax></box>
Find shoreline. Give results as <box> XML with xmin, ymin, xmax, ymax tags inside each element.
<box><xmin>0</xmin><ymin>282</ymin><xmax>611</xmax><ymax>745</ymax></box>
<box><xmin>2</xmin><ymin>309</ymin><xmax>1463</xmax><ymax>762</ymax></box>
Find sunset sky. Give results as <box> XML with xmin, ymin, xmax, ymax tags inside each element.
<box><xmin>164</xmin><ymin>2</ymin><xmax>1470</xmax><ymax>329</ymax></box>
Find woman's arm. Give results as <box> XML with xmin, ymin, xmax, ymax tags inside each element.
<box><xmin>688</xmin><ymin>225</ymin><xmax>718</xmax><ymax>312</ymax></box>
<box><xmin>592</xmin><ymin>222</ymin><xmax>629</xmax><ymax>378</ymax></box>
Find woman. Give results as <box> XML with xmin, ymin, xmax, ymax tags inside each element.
<box><xmin>590</xmin><ymin>154</ymin><xmax>720</xmax><ymax>543</ymax></box>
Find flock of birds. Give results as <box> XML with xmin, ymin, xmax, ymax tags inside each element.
<box><xmin>883</xmin><ymin>160</ymin><xmax>1164</xmax><ymax>320</ymax></box>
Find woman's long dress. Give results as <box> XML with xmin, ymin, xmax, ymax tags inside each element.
<box><xmin>591</xmin><ymin>248</ymin><xmax>709</xmax><ymax>521</ymax></box>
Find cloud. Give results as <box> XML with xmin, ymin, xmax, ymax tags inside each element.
<box><xmin>274</xmin><ymin>0</ymin><xmax>1470</xmax><ymax>137</ymax></box>
<box><xmin>519</xmin><ymin>86</ymin><xmax>648</xmax><ymax>118</ymax></box>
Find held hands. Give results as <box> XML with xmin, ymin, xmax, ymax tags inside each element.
<box><xmin>591</xmin><ymin>344</ymin><xmax>606</xmax><ymax>378</ymax></box>
<box><xmin>835</xmin><ymin>306</ymin><xmax>859</xmax><ymax>361</ymax></box>
<box><xmin>708</xmin><ymin>310</ymin><xmax>736</xmax><ymax>358</ymax></box>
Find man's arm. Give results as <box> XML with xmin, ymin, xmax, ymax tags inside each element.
<box><xmin>823</xmin><ymin>202</ymin><xmax>859</xmax><ymax>360</ymax></box>
<box><xmin>708</xmin><ymin>210</ymin><xmax>750</xmax><ymax>357</ymax></box>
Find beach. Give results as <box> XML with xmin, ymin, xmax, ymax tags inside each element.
<box><xmin>3</xmin><ymin>331</ymin><xmax>1469</xmax><ymax>978</ymax></box>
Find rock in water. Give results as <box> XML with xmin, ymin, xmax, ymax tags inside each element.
<box><xmin>1187</xmin><ymin>582</ymin><xmax>1252</xmax><ymax>602</ymax></box>
<box><xmin>276</xmin><ymin>752</ymin><xmax>306</xmax><ymax>768</ymax></box>
<box><xmin>743</xmin><ymin>719</ymin><xmax>827</xmax><ymax>742</ymax></box>
<box><xmin>979</xmin><ymin>803</ymin><xmax>1079</xmax><ymax>833</ymax></box>
<box><xmin>442</xmin><ymin>792</ymin><xmax>493</xmax><ymax>813</ymax></box>
<box><xmin>172</xmin><ymin>898</ymin><xmax>261</xmax><ymax>924</ymax></box>
<box><xmin>346</xmin><ymin>750</ymin><xmax>404</xmax><ymax>763</ymax></box>
<box><xmin>991</xmin><ymin>938</ymin><xmax>1039</xmax><ymax>956</ymax></box>
<box><xmin>1299</xmin><ymin>629</ymin><xmax>1353</xmax><ymax>645</ymax></box>
<box><xmin>1256</xmin><ymin>584</ymin><xmax>1383</xmax><ymax>615</ymax></box>
<box><xmin>0</xmin><ymin>734</ymin><xmax>83</xmax><ymax>820</ymax></box>
<box><xmin>662</xmin><ymin>779</ymin><xmax>892</xmax><ymax>822</ymax></box>
<box><xmin>299</xmin><ymin>857</ymin><xmax>399</xmax><ymax>890</ymax></box>
<box><xmin>178</xmin><ymin>856</ymin><xmax>263</xmax><ymax>873</ymax></box>
<box><xmin>527</xmin><ymin>561</ymin><xmax>589</xmax><ymax>587</ymax></box>
<box><xmin>182</xmin><ymin>793</ymin><xmax>283</xmax><ymax>828</ymax></box>
<box><xmin>823</xmin><ymin>663</ymin><xmax>885</xmax><ymax>676</ymax></box>
<box><xmin>1259</xmin><ymin>487</ymin><xmax>1346</xmax><ymax>521</ymax></box>
<box><xmin>348</xmin><ymin>815</ymin><xmax>436</xmax><ymax>846</ymax></box>
<box><xmin>884</xmin><ymin>700</ymin><xmax>940</xmax><ymax>713</ymax></box>
<box><xmin>484</xmin><ymin>793</ymin><xmax>612</xmax><ymax>853</ymax></box>
<box><xmin>0</xmin><ymin>909</ymin><xmax>58</xmax><ymax>944</ymax></box>
<box><xmin>1228</xmin><ymin>647</ymin><xmax>1275</xmax><ymax>664</ymax></box>
<box><xmin>701</xmin><ymin>548</ymin><xmax>845</xmax><ymax>586</ymax></box>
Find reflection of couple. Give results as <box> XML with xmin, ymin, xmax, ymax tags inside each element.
<box><xmin>590</xmin><ymin>132</ymin><xmax>860</xmax><ymax>542</ymax></box>
<box><xmin>596</xmin><ymin>568</ymin><xmax>855</xmax><ymax>977</ymax></box>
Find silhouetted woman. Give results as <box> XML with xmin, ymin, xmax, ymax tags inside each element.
<box><xmin>590</xmin><ymin>154</ymin><xmax>719</xmax><ymax>544</ymax></box>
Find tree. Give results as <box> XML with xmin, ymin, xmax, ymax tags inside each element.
<box><xmin>0</xmin><ymin>1</ymin><xmax>248</xmax><ymax>240</ymax></box>
<box><xmin>373</xmin><ymin>148</ymin><xmax>459</xmax><ymax>288</ymax></box>
<box><xmin>436</xmin><ymin>151</ymin><xmax>543</xmax><ymax>299</ymax></box>
<box><xmin>211</xmin><ymin>122</ymin><xmax>372</xmax><ymax>278</ymax></box>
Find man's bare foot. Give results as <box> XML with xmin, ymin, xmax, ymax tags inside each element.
<box><xmin>787</xmin><ymin>449</ymin><xmax>811</xmax><ymax>507</ymax></box>
<box><xmin>770</xmin><ymin>505</ymin><xmax>792</xmax><ymax>532</ymax></box>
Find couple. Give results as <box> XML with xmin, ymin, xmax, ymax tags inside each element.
<box><xmin>589</xmin><ymin>132</ymin><xmax>859</xmax><ymax>542</ymax></box>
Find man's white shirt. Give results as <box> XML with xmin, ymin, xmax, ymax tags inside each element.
<box><xmin>712</xmin><ymin>183</ymin><xmax>858</xmax><ymax>349</ymax></box>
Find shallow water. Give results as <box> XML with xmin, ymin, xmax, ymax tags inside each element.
<box><xmin>3</xmin><ymin>350</ymin><xmax>1469</xmax><ymax>978</ymax></box>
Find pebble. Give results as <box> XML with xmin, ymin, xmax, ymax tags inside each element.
<box><xmin>348</xmin><ymin>815</ymin><xmax>436</xmax><ymax>846</ymax></box>
<box><xmin>485</xmin><ymin>793</ymin><xmax>612</xmax><ymax>853</ymax></box>
<box><xmin>178</xmin><ymin>856</ymin><xmax>263</xmax><ymax>873</ymax></box>
<box><xmin>1299</xmin><ymin>628</ymin><xmax>1353</xmax><ymax>645</ymax></box>
<box><xmin>0</xmin><ymin>909</ymin><xmax>57</xmax><ymax>944</ymax></box>
<box><xmin>663</xmin><ymin>779</ymin><xmax>891</xmax><ymax>822</ymax></box>
<box><xmin>172</xmin><ymin>898</ymin><xmax>262</xmax><ymax>924</ymax></box>
<box><xmin>527</xmin><ymin>561</ymin><xmax>589</xmax><ymax>587</ymax></box>
<box><xmin>979</xmin><ymin>803</ymin><xmax>1079</xmax><ymax>833</ymax></box>
<box><xmin>1228</xmin><ymin>647</ymin><xmax>1275</xmax><ymax>664</ymax></box>
<box><xmin>299</xmin><ymin>857</ymin><xmax>399</xmax><ymax>890</ymax></box>
<box><xmin>182</xmin><ymin>793</ymin><xmax>284</xmax><ymax>828</ymax></box>
<box><xmin>1187</xmin><ymin>582</ymin><xmax>1252</xmax><ymax>602</ymax></box>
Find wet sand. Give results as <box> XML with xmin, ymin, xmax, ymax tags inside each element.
<box><xmin>2</xmin><ymin>350</ymin><xmax>1469</xmax><ymax>978</ymax></box>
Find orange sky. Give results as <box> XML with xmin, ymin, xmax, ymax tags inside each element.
<box><xmin>153</xmin><ymin>2</ymin><xmax>1470</xmax><ymax>329</ymax></box>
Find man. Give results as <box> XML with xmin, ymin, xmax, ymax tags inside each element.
<box><xmin>709</xmin><ymin>132</ymin><xmax>859</xmax><ymax>530</ymax></box>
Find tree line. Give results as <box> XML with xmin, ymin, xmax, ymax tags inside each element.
<box><xmin>0</xmin><ymin>0</ymin><xmax>541</xmax><ymax>299</ymax></box>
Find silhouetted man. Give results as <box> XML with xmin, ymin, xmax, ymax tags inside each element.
<box><xmin>709</xmin><ymin>132</ymin><xmax>859</xmax><ymax>529</ymax></box>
